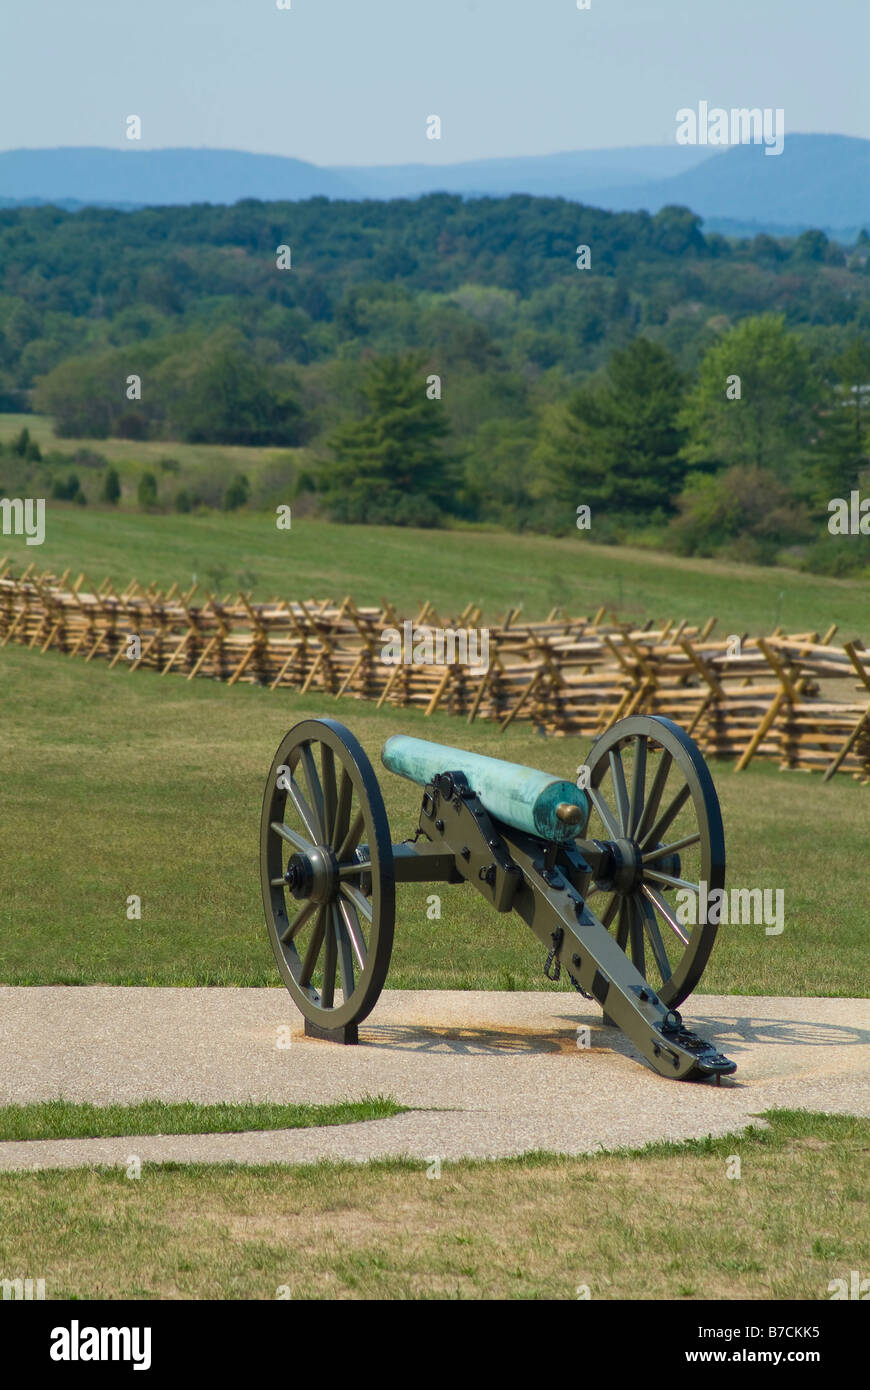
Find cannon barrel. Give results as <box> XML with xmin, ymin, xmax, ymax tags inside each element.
<box><xmin>381</xmin><ymin>734</ymin><xmax>588</xmax><ymax>843</ymax></box>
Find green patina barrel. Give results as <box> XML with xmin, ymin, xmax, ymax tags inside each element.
<box><xmin>381</xmin><ymin>735</ymin><xmax>588</xmax><ymax>844</ymax></box>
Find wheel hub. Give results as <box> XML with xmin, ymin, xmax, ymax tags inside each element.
<box><xmin>285</xmin><ymin>845</ymin><xmax>338</xmax><ymax>903</ymax></box>
<box><xmin>593</xmin><ymin>837</ymin><xmax>643</xmax><ymax>893</ymax></box>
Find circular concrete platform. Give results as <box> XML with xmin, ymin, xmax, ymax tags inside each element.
<box><xmin>0</xmin><ymin>987</ymin><xmax>867</xmax><ymax>1170</ymax></box>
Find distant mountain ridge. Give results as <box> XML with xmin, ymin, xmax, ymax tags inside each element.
<box><xmin>0</xmin><ymin>135</ymin><xmax>867</xmax><ymax>238</ymax></box>
<box><xmin>0</xmin><ymin>147</ymin><xmax>356</xmax><ymax>206</ymax></box>
<box><xmin>329</xmin><ymin>144</ymin><xmax>718</xmax><ymax>198</ymax></box>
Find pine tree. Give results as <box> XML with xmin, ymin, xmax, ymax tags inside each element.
<box><xmin>137</xmin><ymin>472</ymin><xmax>158</xmax><ymax>510</ymax></box>
<box><xmin>101</xmin><ymin>467</ymin><xmax>121</xmax><ymax>505</ymax></box>
<box><xmin>322</xmin><ymin>354</ymin><xmax>453</xmax><ymax>525</ymax></box>
<box><xmin>813</xmin><ymin>338</ymin><xmax>870</xmax><ymax>500</ymax></box>
<box><xmin>537</xmin><ymin>338</ymin><xmax>687</xmax><ymax>517</ymax></box>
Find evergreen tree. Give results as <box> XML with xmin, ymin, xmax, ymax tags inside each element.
<box><xmin>137</xmin><ymin>471</ymin><xmax>159</xmax><ymax>509</ymax></box>
<box><xmin>222</xmin><ymin>474</ymin><xmax>250</xmax><ymax>511</ymax></box>
<box><xmin>322</xmin><ymin>354</ymin><xmax>453</xmax><ymax>525</ymax></box>
<box><xmin>101</xmin><ymin>466</ymin><xmax>121</xmax><ymax>505</ymax></box>
<box><xmin>536</xmin><ymin>337</ymin><xmax>687</xmax><ymax>517</ymax></box>
<box><xmin>812</xmin><ymin>337</ymin><xmax>870</xmax><ymax>499</ymax></box>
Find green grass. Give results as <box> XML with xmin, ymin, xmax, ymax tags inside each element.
<box><xmin>0</xmin><ymin>1097</ymin><xmax>404</xmax><ymax>1142</ymax></box>
<box><xmin>0</xmin><ymin>641</ymin><xmax>865</xmax><ymax>995</ymax></box>
<box><xmin>0</xmin><ymin>1110</ymin><xmax>865</xmax><ymax>1299</ymax></box>
<box><xmin>1</xmin><ymin>443</ymin><xmax>867</xmax><ymax>636</ymax></box>
<box><xmin>0</xmin><ymin>411</ymin><xmax>301</xmax><ymax>500</ymax></box>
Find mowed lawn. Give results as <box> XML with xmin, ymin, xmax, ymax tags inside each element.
<box><xmin>0</xmin><ymin>641</ymin><xmax>865</xmax><ymax>996</ymax></box>
<box><xmin>1</xmin><ymin>495</ymin><xmax>869</xmax><ymax>639</ymax></box>
<box><xmin>0</xmin><ymin>1112</ymin><xmax>866</xmax><ymax>1300</ymax></box>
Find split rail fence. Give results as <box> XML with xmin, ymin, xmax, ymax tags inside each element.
<box><xmin>2</xmin><ymin>560</ymin><xmax>868</xmax><ymax>783</ymax></box>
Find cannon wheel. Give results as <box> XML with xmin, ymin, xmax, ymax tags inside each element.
<box><xmin>260</xmin><ymin>718</ymin><xmax>395</xmax><ymax>1032</ymax></box>
<box><xmin>582</xmin><ymin>715</ymin><xmax>725</xmax><ymax>1008</ymax></box>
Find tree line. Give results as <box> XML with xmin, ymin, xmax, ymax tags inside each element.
<box><xmin>0</xmin><ymin>195</ymin><xmax>868</xmax><ymax>573</ymax></box>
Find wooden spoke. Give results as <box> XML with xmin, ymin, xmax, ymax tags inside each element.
<box><xmin>589</xmin><ymin>786</ymin><xmax>620</xmax><ymax>839</ymax></box>
<box><xmin>609</xmin><ymin>749</ymin><xmax>630</xmax><ymax>834</ymax></box>
<box><xmin>332</xmin><ymin>769</ymin><xmax>353</xmax><ymax>855</ymax></box>
<box><xmin>643</xmin><ymin>868</ymin><xmax>701</xmax><ymax>894</ymax></box>
<box><xmin>338</xmin><ymin>857</ymin><xmax>371</xmax><ymax>878</ymax></box>
<box><xmin>628</xmin><ymin>734</ymin><xmax>647</xmax><ymax>837</ymax></box>
<box><xmin>338</xmin><ymin>897</ymin><xmax>367</xmax><ymax>971</ymax></box>
<box><xmin>299</xmin><ymin>907</ymin><xmax>326</xmax><ymax>987</ymax></box>
<box><xmin>333</xmin><ymin>904</ymin><xmax>356</xmax><ymax>1000</ymax></box>
<box><xmin>615</xmin><ymin>900</ymin><xmax>630</xmax><ymax>953</ymax></box>
<box><xmin>639</xmin><ymin>782</ymin><xmax>691</xmax><ymax>853</ymax></box>
<box><xmin>270</xmin><ymin>820</ymin><xmax>311</xmax><ymax>853</ymax></box>
<box><xmin>628</xmin><ymin>896</ymin><xmax>645</xmax><ymax>976</ymax></box>
<box><xmin>600</xmin><ymin>893</ymin><xmax>619</xmax><ymax>930</ymax></box>
<box><xmin>320</xmin><ymin>911</ymin><xmax>337</xmax><ymax>1007</ymax></box>
<box><xmin>279</xmin><ymin>899</ymin><xmax>316</xmax><ymax>944</ymax></box>
<box><xmin>636</xmin><ymin>894</ymin><xmax>672</xmax><ymax>981</ymax></box>
<box><xmin>298</xmin><ymin>744</ymin><xmax>326</xmax><ymax>843</ymax></box>
<box><xmin>635</xmin><ymin>749</ymin><xmax>672</xmax><ymax>844</ymax></box>
<box><xmin>641</xmin><ymin>883</ymin><xmax>690</xmax><ymax>946</ymax></box>
<box><xmin>282</xmin><ymin>775</ymin><xmax>321</xmax><ymax>845</ymax></box>
<box><xmin>642</xmin><ymin>831</ymin><xmax>701</xmax><ymax>864</ymax></box>
<box><xmin>320</xmin><ymin>742</ymin><xmax>338</xmax><ymax>842</ymax></box>
<box><xmin>340</xmin><ymin>881</ymin><xmax>373</xmax><ymax>924</ymax></box>
<box><xmin>337</xmin><ymin>808</ymin><xmax>365</xmax><ymax>863</ymax></box>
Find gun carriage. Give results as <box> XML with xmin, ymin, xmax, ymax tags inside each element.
<box><xmin>260</xmin><ymin>715</ymin><xmax>735</xmax><ymax>1080</ymax></box>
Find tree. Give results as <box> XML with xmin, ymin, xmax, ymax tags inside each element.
<box><xmin>812</xmin><ymin>336</ymin><xmax>870</xmax><ymax>498</ymax></box>
<box><xmin>34</xmin><ymin>354</ymin><xmax>117</xmax><ymax>437</ymax></box>
<box><xmin>222</xmin><ymin>474</ymin><xmax>250</xmax><ymax>511</ymax></box>
<box><xmin>101</xmin><ymin>467</ymin><xmax>121</xmax><ymax>505</ymax></box>
<box><xmin>535</xmin><ymin>337</ymin><xmax>688</xmax><ymax>517</ymax></box>
<box><xmin>51</xmin><ymin>472</ymin><xmax>84</xmax><ymax>503</ymax></box>
<box><xmin>321</xmin><ymin>354</ymin><xmax>454</xmax><ymax>525</ymax></box>
<box><xmin>462</xmin><ymin>418</ymin><xmax>540</xmax><ymax>529</ymax></box>
<box><xmin>165</xmin><ymin>336</ymin><xmax>306</xmax><ymax>447</ymax></box>
<box><xmin>137</xmin><ymin>471</ymin><xmax>159</xmax><ymax>509</ymax></box>
<box><xmin>679</xmin><ymin>315</ymin><xmax>821</xmax><ymax>481</ymax></box>
<box><xmin>669</xmin><ymin>465</ymin><xmax>812</xmax><ymax>563</ymax></box>
<box><xmin>12</xmin><ymin>426</ymin><xmax>41</xmax><ymax>460</ymax></box>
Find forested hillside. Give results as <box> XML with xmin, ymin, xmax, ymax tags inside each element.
<box><xmin>0</xmin><ymin>195</ymin><xmax>868</xmax><ymax>573</ymax></box>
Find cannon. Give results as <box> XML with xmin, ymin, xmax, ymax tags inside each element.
<box><xmin>260</xmin><ymin>715</ymin><xmax>735</xmax><ymax>1080</ymax></box>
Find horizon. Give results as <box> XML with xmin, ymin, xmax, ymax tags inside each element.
<box><xmin>1</xmin><ymin>0</ymin><xmax>867</xmax><ymax>165</ymax></box>
<box><xmin>1</xmin><ymin>130</ymin><xmax>862</xmax><ymax>167</ymax></box>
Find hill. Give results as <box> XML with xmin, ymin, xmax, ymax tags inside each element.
<box><xmin>596</xmin><ymin>135</ymin><xmax>870</xmax><ymax>240</ymax></box>
<box><xmin>0</xmin><ymin>146</ymin><xmax>357</xmax><ymax>206</ymax></box>
<box><xmin>2</xmin><ymin>136</ymin><xmax>867</xmax><ymax>237</ymax></box>
<box><xmin>0</xmin><ymin>493</ymin><xmax>866</xmax><ymax>640</ymax></box>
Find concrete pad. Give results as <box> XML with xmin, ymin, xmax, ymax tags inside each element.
<box><xmin>0</xmin><ymin>987</ymin><xmax>867</xmax><ymax>1171</ymax></box>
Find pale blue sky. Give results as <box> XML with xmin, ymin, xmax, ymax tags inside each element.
<box><xmin>1</xmin><ymin>0</ymin><xmax>867</xmax><ymax>164</ymax></box>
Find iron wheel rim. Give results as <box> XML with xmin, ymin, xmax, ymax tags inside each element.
<box><xmin>260</xmin><ymin>718</ymin><xmax>395</xmax><ymax>1029</ymax></box>
<box><xmin>582</xmin><ymin>715</ymin><xmax>725</xmax><ymax>1007</ymax></box>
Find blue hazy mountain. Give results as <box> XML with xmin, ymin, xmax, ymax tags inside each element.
<box><xmin>594</xmin><ymin>135</ymin><xmax>870</xmax><ymax>233</ymax></box>
<box><xmin>329</xmin><ymin>145</ymin><xmax>718</xmax><ymax>198</ymax></box>
<box><xmin>0</xmin><ymin>147</ymin><xmax>358</xmax><ymax>205</ymax></box>
<box><xmin>0</xmin><ymin>136</ymin><xmax>866</xmax><ymax>236</ymax></box>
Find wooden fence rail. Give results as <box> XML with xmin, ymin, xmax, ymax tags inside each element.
<box><xmin>1</xmin><ymin>559</ymin><xmax>868</xmax><ymax>783</ymax></box>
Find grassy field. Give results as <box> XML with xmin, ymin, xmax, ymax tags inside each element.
<box><xmin>0</xmin><ymin>1097</ymin><xmax>402</xmax><ymax>1142</ymax></box>
<box><xmin>0</xmin><ymin>411</ymin><xmax>301</xmax><ymax>505</ymax></box>
<box><xmin>0</xmin><ymin>640</ymin><xmax>865</xmax><ymax>996</ymax></box>
<box><xmin>1</xmin><ymin>473</ymin><xmax>868</xmax><ymax>641</ymax></box>
<box><xmin>0</xmin><ymin>1110</ymin><xmax>864</xmax><ymax>1299</ymax></box>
